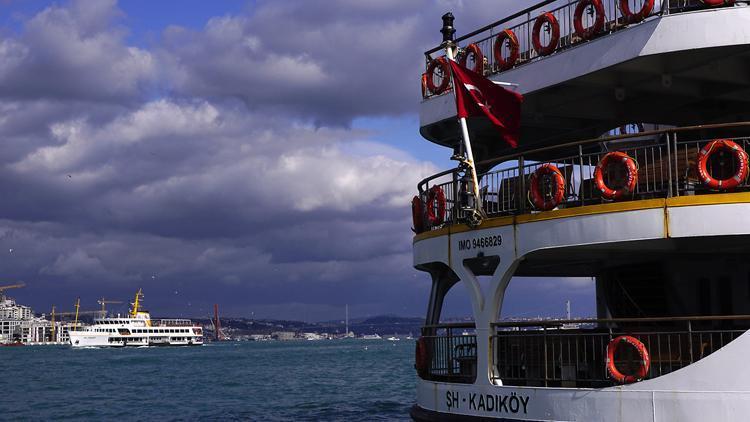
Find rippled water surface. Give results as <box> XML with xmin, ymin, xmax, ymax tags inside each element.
<box><xmin>2</xmin><ymin>340</ymin><xmax>416</xmax><ymax>421</ymax></box>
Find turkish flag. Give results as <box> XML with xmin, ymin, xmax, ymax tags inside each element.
<box><xmin>449</xmin><ymin>59</ymin><xmax>523</xmax><ymax>148</ymax></box>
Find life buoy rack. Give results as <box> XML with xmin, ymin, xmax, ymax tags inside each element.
<box><xmin>494</xmin><ymin>29</ymin><xmax>520</xmax><ymax>72</ymax></box>
<box><xmin>529</xmin><ymin>164</ymin><xmax>566</xmax><ymax>211</ymax></box>
<box><xmin>412</xmin><ymin>196</ymin><xmax>425</xmax><ymax>234</ymax></box>
<box><xmin>606</xmin><ymin>335</ymin><xmax>650</xmax><ymax>384</ymax></box>
<box><xmin>620</xmin><ymin>0</ymin><xmax>654</xmax><ymax>24</ymax></box>
<box><xmin>700</xmin><ymin>0</ymin><xmax>735</xmax><ymax>7</ymax></box>
<box><xmin>426</xmin><ymin>57</ymin><xmax>451</xmax><ymax>95</ymax></box>
<box><xmin>532</xmin><ymin>12</ymin><xmax>560</xmax><ymax>57</ymax></box>
<box><xmin>425</xmin><ymin>185</ymin><xmax>446</xmax><ymax>226</ymax></box>
<box><xmin>415</xmin><ymin>336</ymin><xmax>430</xmax><ymax>377</ymax></box>
<box><xmin>696</xmin><ymin>139</ymin><xmax>749</xmax><ymax>190</ymax></box>
<box><xmin>594</xmin><ymin>151</ymin><xmax>638</xmax><ymax>200</ymax></box>
<box><xmin>574</xmin><ymin>0</ymin><xmax>605</xmax><ymax>41</ymax></box>
<box><xmin>459</xmin><ymin>43</ymin><xmax>484</xmax><ymax>74</ymax></box>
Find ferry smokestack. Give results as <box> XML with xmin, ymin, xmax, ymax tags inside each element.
<box><xmin>441</xmin><ymin>12</ymin><xmax>455</xmax><ymax>44</ymax></box>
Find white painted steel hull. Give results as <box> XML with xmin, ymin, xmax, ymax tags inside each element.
<box><xmin>69</xmin><ymin>331</ymin><xmax>203</xmax><ymax>347</ymax></box>
<box><xmin>416</xmin><ymin>329</ymin><xmax>750</xmax><ymax>421</ymax></box>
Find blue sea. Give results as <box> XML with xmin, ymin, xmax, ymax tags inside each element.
<box><xmin>1</xmin><ymin>340</ymin><xmax>416</xmax><ymax>421</ymax></box>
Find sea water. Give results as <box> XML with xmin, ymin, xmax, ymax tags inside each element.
<box><xmin>1</xmin><ymin>340</ymin><xmax>415</xmax><ymax>421</ymax></box>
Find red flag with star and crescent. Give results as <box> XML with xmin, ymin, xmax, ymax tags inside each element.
<box><xmin>448</xmin><ymin>59</ymin><xmax>523</xmax><ymax>148</ymax></box>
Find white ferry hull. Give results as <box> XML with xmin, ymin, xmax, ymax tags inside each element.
<box><xmin>69</xmin><ymin>331</ymin><xmax>203</xmax><ymax>348</ymax></box>
<box><xmin>414</xmin><ymin>330</ymin><xmax>750</xmax><ymax>421</ymax></box>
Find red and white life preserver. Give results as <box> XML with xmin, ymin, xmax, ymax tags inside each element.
<box><xmin>607</xmin><ymin>335</ymin><xmax>650</xmax><ymax>384</ymax></box>
<box><xmin>420</xmin><ymin>73</ymin><xmax>428</xmax><ymax>99</ymax></box>
<box><xmin>415</xmin><ymin>336</ymin><xmax>430</xmax><ymax>377</ymax></box>
<box><xmin>494</xmin><ymin>29</ymin><xmax>520</xmax><ymax>72</ymax></box>
<box><xmin>620</xmin><ymin>0</ymin><xmax>655</xmax><ymax>24</ymax></box>
<box><xmin>594</xmin><ymin>151</ymin><xmax>638</xmax><ymax>200</ymax></box>
<box><xmin>460</xmin><ymin>43</ymin><xmax>484</xmax><ymax>74</ymax></box>
<box><xmin>700</xmin><ymin>0</ymin><xmax>735</xmax><ymax>6</ymax></box>
<box><xmin>426</xmin><ymin>57</ymin><xmax>451</xmax><ymax>95</ymax></box>
<box><xmin>530</xmin><ymin>164</ymin><xmax>566</xmax><ymax>211</ymax></box>
<box><xmin>425</xmin><ymin>185</ymin><xmax>446</xmax><ymax>226</ymax></box>
<box><xmin>696</xmin><ymin>139</ymin><xmax>749</xmax><ymax>190</ymax></box>
<box><xmin>574</xmin><ymin>0</ymin><xmax>605</xmax><ymax>41</ymax></box>
<box><xmin>412</xmin><ymin>196</ymin><xmax>425</xmax><ymax>234</ymax></box>
<box><xmin>532</xmin><ymin>12</ymin><xmax>560</xmax><ymax>57</ymax></box>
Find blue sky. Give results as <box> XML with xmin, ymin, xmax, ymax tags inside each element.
<box><xmin>0</xmin><ymin>0</ymin><xmax>594</xmax><ymax>321</ymax></box>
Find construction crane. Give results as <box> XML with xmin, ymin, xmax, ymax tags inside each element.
<box><xmin>0</xmin><ymin>282</ymin><xmax>25</xmax><ymax>299</ymax></box>
<box><xmin>97</xmin><ymin>297</ymin><xmax>123</xmax><ymax>316</ymax></box>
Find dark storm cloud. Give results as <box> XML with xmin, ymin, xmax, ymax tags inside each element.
<box><xmin>0</xmin><ymin>0</ymin><xmax>538</xmax><ymax>319</ymax></box>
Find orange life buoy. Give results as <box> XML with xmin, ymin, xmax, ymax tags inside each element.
<box><xmin>532</xmin><ymin>12</ymin><xmax>560</xmax><ymax>57</ymax></box>
<box><xmin>607</xmin><ymin>335</ymin><xmax>650</xmax><ymax>384</ymax></box>
<box><xmin>574</xmin><ymin>0</ymin><xmax>605</xmax><ymax>41</ymax></box>
<box><xmin>696</xmin><ymin>139</ymin><xmax>749</xmax><ymax>190</ymax></box>
<box><xmin>594</xmin><ymin>151</ymin><xmax>638</xmax><ymax>200</ymax></box>
<box><xmin>494</xmin><ymin>29</ymin><xmax>520</xmax><ymax>72</ymax></box>
<box><xmin>420</xmin><ymin>73</ymin><xmax>428</xmax><ymax>99</ymax></box>
<box><xmin>426</xmin><ymin>57</ymin><xmax>450</xmax><ymax>95</ymax></box>
<box><xmin>620</xmin><ymin>0</ymin><xmax>654</xmax><ymax>24</ymax></box>
<box><xmin>425</xmin><ymin>185</ymin><xmax>446</xmax><ymax>226</ymax></box>
<box><xmin>412</xmin><ymin>196</ymin><xmax>425</xmax><ymax>234</ymax></box>
<box><xmin>700</xmin><ymin>0</ymin><xmax>735</xmax><ymax>6</ymax></box>
<box><xmin>460</xmin><ymin>43</ymin><xmax>484</xmax><ymax>74</ymax></box>
<box><xmin>415</xmin><ymin>336</ymin><xmax>430</xmax><ymax>377</ymax></box>
<box><xmin>530</xmin><ymin>164</ymin><xmax>566</xmax><ymax>211</ymax></box>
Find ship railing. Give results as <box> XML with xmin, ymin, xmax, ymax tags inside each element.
<box><xmin>422</xmin><ymin>0</ymin><xmax>741</xmax><ymax>98</ymax></box>
<box><xmin>420</xmin><ymin>323</ymin><xmax>478</xmax><ymax>384</ymax></box>
<box><xmin>490</xmin><ymin>315</ymin><xmax>750</xmax><ymax>387</ymax></box>
<box><xmin>417</xmin><ymin>122</ymin><xmax>750</xmax><ymax>231</ymax></box>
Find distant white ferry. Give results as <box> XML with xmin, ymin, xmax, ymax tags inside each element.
<box><xmin>361</xmin><ymin>334</ymin><xmax>382</xmax><ymax>340</ymax></box>
<box><xmin>69</xmin><ymin>289</ymin><xmax>203</xmax><ymax>348</ymax></box>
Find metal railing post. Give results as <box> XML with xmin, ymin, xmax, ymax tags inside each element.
<box><xmin>452</xmin><ymin>171</ymin><xmax>460</xmax><ymax>224</ymax></box>
<box><xmin>518</xmin><ymin>156</ymin><xmax>526</xmax><ymax>213</ymax></box>
<box><xmin>543</xmin><ymin>326</ymin><xmax>548</xmax><ymax>387</ymax></box>
<box><xmin>666</xmin><ymin>133</ymin><xmax>673</xmax><ymax>198</ymax></box>
<box><xmin>673</xmin><ymin>133</ymin><xmax>680</xmax><ymax>197</ymax></box>
<box><xmin>688</xmin><ymin>320</ymin><xmax>694</xmax><ymax>364</ymax></box>
<box><xmin>579</xmin><ymin>144</ymin><xmax>586</xmax><ymax>206</ymax></box>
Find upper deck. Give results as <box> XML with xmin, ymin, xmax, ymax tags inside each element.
<box><xmin>421</xmin><ymin>0</ymin><xmax>750</xmax><ymax>160</ymax></box>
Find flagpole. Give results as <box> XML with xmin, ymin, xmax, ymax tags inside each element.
<box><xmin>441</xmin><ymin>13</ymin><xmax>483</xmax><ymax>225</ymax></box>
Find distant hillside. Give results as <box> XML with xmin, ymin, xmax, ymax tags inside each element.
<box><xmin>194</xmin><ymin>315</ymin><xmax>425</xmax><ymax>336</ymax></box>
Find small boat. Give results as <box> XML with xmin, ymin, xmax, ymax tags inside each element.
<box><xmin>360</xmin><ymin>334</ymin><xmax>381</xmax><ymax>340</ymax></box>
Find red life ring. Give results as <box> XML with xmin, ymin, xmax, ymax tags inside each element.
<box><xmin>530</xmin><ymin>164</ymin><xmax>566</xmax><ymax>211</ymax></box>
<box><xmin>607</xmin><ymin>335</ymin><xmax>650</xmax><ymax>384</ymax></box>
<box><xmin>594</xmin><ymin>151</ymin><xmax>638</xmax><ymax>200</ymax></box>
<box><xmin>696</xmin><ymin>139</ymin><xmax>749</xmax><ymax>190</ymax></box>
<box><xmin>620</xmin><ymin>0</ymin><xmax>654</xmax><ymax>24</ymax></box>
<box><xmin>415</xmin><ymin>336</ymin><xmax>430</xmax><ymax>377</ymax></box>
<box><xmin>532</xmin><ymin>12</ymin><xmax>560</xmax><ymax>57</ymax></box>
<box><xmin>494</xmin><ymin>29</ymin><xmax>520</xmax><ymax>72</ymax></box>
<box><xmin>425</xmin><ymin>186</ymin><xmax>446</xmax><ymax>226</ymax></box>
<box><xmin>412</xmin><ymin>196</ymin><xmax>425</xmax><ymax>234</ymax></box>
<box><xmin>420</xmin><ymin>73</ymin><xmax>428</xmax><ymax>99</ymax></box>
<box><xmin>700</xmin><ymin>0</ymin><xmax>735</xmax><ymax>6</ymax></box>
<box><xmin>426</xmin><ymin>57</ymin><xmax>450</xmax><ymax>95</ymax></box>
<box><xmin>459</xmin><ymin>43</ymin><xmax>484</xmax><ymax>74</ymax></box>
<box><xmin>574</xmin><ymin>0</ymin><xmax>605</xmax><ymax>41</ymax></box>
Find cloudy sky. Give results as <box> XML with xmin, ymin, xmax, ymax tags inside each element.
<box><xmin>0</xmin><ymin>0</ymin><xmax>594</xmax><ymax>321</ymax></box>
